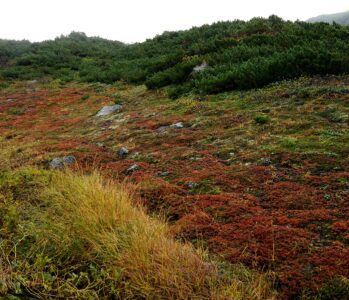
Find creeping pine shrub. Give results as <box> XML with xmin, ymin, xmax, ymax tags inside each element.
<box><xmin>254</xmin><ymin>115</ymin><xmax>271</xmax><ymax>125</ymax></box>
<box><xmin>317</xmin><ymin>276</ymin><xmax>349</xmax><ymax>300</ymax></box>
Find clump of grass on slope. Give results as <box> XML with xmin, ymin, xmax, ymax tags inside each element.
<box><xmin>0</xmin><ymin>168</ymin><xmax>275</xmax><ymax>299</ymax></box>
<box><xmin>0</xmin><ymin>137</ymin><xmax>35</xmax><ymax>171</ymax></box>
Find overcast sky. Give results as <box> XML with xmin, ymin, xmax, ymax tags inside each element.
<box><xmin>1</xmin><ymin>0</ymin><xmax>348</xmax><ymax>43</ymax></box>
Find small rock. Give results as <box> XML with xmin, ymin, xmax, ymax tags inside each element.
<box><xmin>6</xmin><ymin>98</ymin><xmax>15</xmax><ymax>103</ymax></box>
<box><xmin>145</xmin><ymin>112</ymin><xmax>156</xmax><ymax>118</ymax></box>
<box><xmin>27</xmin><ymin>79</ymin><xmax>38</xmax><ymax>85</ymax></box>
<box><xmin>187</xmin><ymin>181</ymin><xmax>198</xmax><ymax>189</ymax></box>
<box><xmin>63</xmin><ymin>156</ymin><xmax>76</xmax><ymax>165</ymax></box>
<box><xmin>96</xmin><ymin>104</ymin><xmax>122</xmax><ymax>117</ymax></box>
<box><xmin>157</xmin><ymin>125</ymin><xmax>170</xmax><ymax>132</ymax></box>
<box><xmin>170</xmin><ymin>122</ymin><xmax>184</xmax><ymax>129</ymax></box>
<box><xmin>119</xmin><ymin>147</ymin><xmax>129</xmax><ymax>158</ymax></box>
<box><xmin>193</xmin><ymin>61</ymin><xmax>208</xmax><ymax>73</ymax></box>
<box><xmin>126</xmin><ymin>164</ymin><xmax>139</xmax><ymax>174</ymax></box>
<box><xmin>50</xmin><ymin>158</ymin><xmax>64</xmax><ymax>170</ymax></box>
<box><xmin>156</xmin><ymin>171</ymin><xmax>169</xmax><ymax>177</ymax></box>
<box><xmin>260</xmin><ymin>158</ymin><xmax>272</xmax><ymax>166</ymax></box>
<box><xmin>189</xmin><ymin>156</ymin><xmax>201</xmax><ymax>162</ymax></box>
<box><xmin>50</xmin><ymin>156</ymin><xmax>76</xmax><ymax>170</ymax></box>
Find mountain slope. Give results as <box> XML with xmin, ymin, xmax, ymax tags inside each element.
<box><xmin>0</xmin><ymin>76</ymin><xmax>348</xmax><ymax>298</ymax></box>
<box><xmin>307</xmin><ymin>11</ymin><xmax>349</xmax><ymax>26</ymax></box>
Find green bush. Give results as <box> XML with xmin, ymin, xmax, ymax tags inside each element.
<box><xmin>317</xmin><ymin>276</ymin><xmax>349</xmax><ymax>300</ymax></box>
<box><xmin>254</xmin><ymin>115</ymin><xmax>271</xmax><ymax>124</ymax></box>
<box><xmin>80</xmin><ymin>95</ymin><xmax>90</xmax><ymax>101</ymax></box>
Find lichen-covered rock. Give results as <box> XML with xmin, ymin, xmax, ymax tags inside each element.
<box><xmin>96</xmin><ymin>104</ymin><xmax>122</xmax><ymax>117</ymax></box>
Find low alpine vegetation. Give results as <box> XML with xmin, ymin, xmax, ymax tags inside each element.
<box><xmin>0</xmin><ymin>167</ymin><xmax>275</xmax><ymax>299</ymax></box>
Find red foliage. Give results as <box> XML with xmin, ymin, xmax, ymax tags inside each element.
<box><xmin>1</xmin><ymin>85</ymin><xmax>348</xmax><ymax>298</ymax></box>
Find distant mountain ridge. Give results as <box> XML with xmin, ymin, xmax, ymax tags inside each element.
<box><xmin>307</xmin><ymin>10</ymin><xmax>349</xmax><ymax>26</ymax></box>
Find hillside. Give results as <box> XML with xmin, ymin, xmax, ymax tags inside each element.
<box><xmin>307</xmin><ymin>11</ymin><xmax>349</xmax><ymax>26</ymax></box>
<box><xmin>1</xmin><ymin>15</ymin><xmax>349</xmax><ymax>299</ymax></box>
<box><xmin>1</xmin><ymin>16</ymin><xmax>349</xmax><ymax>98</ymax></box>
<box><xmin>0</xmin><ymin>76</ymin><xmax>348</xmax><ymax>298</ymax></box>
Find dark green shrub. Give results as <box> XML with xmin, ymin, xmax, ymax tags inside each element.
<box><xmin>80</xmin><ymin>95</ymin><xmax>90</xmax><ymax>101</ymax></box>
<box><xmin>317</xmin><ymin>276</ymin><xmax>349</xmax><ymax>300</ymax></box>
<box><xmin>8</xmin><ymin>107</ymin><xmax>25</xmax><ymax>116</ymax></box>
<box><xmin>254</xmin><ymin>115</ymin><xmax>271</xmax><ymax>124</ymax></box>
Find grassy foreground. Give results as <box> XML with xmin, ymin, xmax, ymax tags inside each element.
<box><xmin>0</xmin><ymin>165</ymin><xmax>274</xmax><ymax>299</ymax></box>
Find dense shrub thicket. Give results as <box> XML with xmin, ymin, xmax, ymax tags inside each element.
<box><xmin>1</xmin><ymin>16</ymin><xmax>349</xmax><ymax>96</ymax></box>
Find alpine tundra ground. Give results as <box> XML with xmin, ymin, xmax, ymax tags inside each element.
<box><xmin>0</xmin><ymin>75</ymin><xmax>348</xmax><ymax>298</ymax></box>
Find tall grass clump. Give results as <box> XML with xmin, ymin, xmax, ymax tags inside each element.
<box><xmin>0</xmin><ymin>168</ymin><xmax>275</xmax><ymax>299</ymax></box>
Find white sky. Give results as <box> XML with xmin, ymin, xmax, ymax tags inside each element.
<box><xmin>1</xmin><ymin>0</ymin><xmax>348</xmax><ymax>43</ymax></box>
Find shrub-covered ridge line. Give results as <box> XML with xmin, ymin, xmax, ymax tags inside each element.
<box><xmin>1</xmin><ymin>16</ymin><xmax>349</xmax><ymax>97</ymax></box>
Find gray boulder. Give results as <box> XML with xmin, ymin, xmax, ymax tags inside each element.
<box><xmin>50</xmin><ymin>156</ymin><xmax>76</xmax><ymax>170</ymax></box>
<box><xmin>157</xmin><ymin>122</ymin><xmax>184</xmax><ymax>132</ymax></box>
<box><xmin>118</xmin><ymin>147</ymin><xmax>129</xmax><ymax>158</ymax></box>
<box><xmin>96</xmin><ymin>104</ymin><xmax>122</xmax><ymax>117</ymax></box>
<box><xmin>50</xmin><ymin>158</ymin><xmax>64</xmax><ymax>170</ymax></box>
